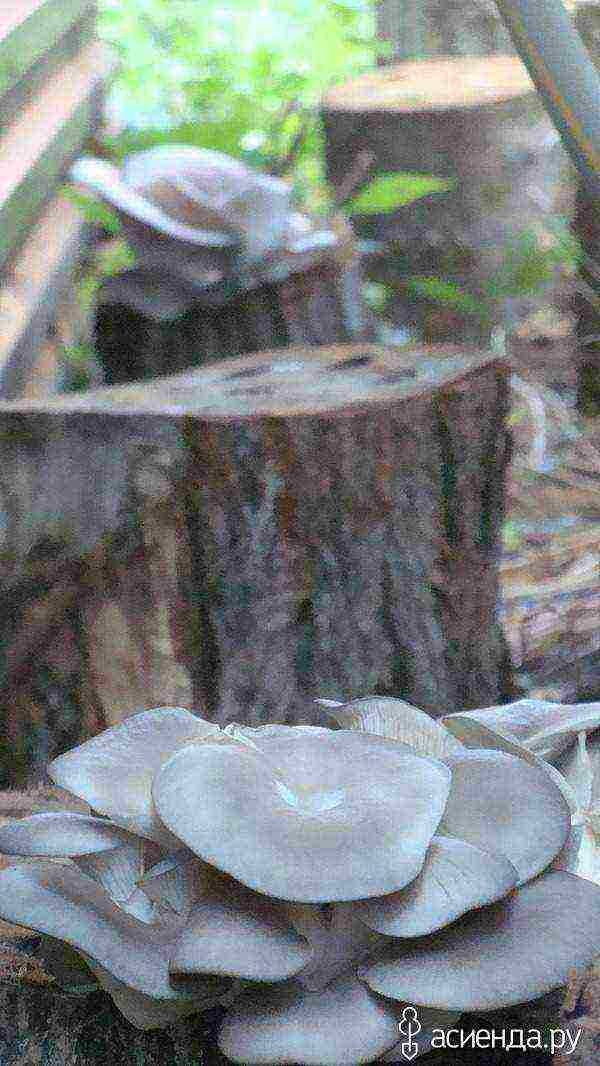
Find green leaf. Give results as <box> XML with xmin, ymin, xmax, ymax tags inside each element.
<box><xmin>64</xmin><ymin>187</ymin><xmax>122</xmax><ymax>234</ymax></box>
<box><xmin>347</xmin><ymin>172</ymin><xmax>453</xmax><ymax>215</ymax></box>
<box><xmin>405</xmin><ymin>275</ymin><xmax>481</xmax><ymax>315</ymax></box>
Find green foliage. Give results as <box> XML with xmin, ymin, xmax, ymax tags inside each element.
<box><xmin>484</xmin><ymin>223</ymin><xmax>579</xmax><ymax>301</ymax></box>
<box><xmin>64</xmin><ymin>187</ymin><xmax>122</xmax><ymax>234</ymax></box>
<box><xmin>405</xmin><ymin>275</ymin><xmax>484</xmax><ymax>317</ymax></box>
<box><xmin>98</xmin><ymin>0</ymin><xmax>379</xmax><ymax>208</ymax></box>
<box><xmin>347</xmin><ymin>172</ymin><xmax>453</xmax><ymax>215</ymax></box>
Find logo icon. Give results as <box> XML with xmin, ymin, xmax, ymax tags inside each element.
<box><xmin>398</xmin><ymin>1006</ymin><xmax>421</xmax><ymax>1061</ymax></box>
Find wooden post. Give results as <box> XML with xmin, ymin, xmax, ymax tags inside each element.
<box><xmin>322</xmin><ymin>56</ymin><xmax>573</xmax><ymax>346</ymax></box>
<box><xmin>0</xmin><ymin>342</ymin><xmax>511</xmax><ymax>785</ymax></box>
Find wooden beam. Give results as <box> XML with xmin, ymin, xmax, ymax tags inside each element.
<box><xmin>0</xmin><ymin>193</ymin><xmax>91</xmax><ymax>398</ymax></box>
<box><xmin>0</xmin><ymin>9</ymin><xmax>96</xmax><ymax>133</ymax></box>
<box><xmin>0</xmin><ymin>0</ymin><xmax>93</xmax><ymax>102</ymax></box>
<box><xmin>0</xmin><ymin>41</ymin><xmax>107</xmax><ymax>272</ymax></box>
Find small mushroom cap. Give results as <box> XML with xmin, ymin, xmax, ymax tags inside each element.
<box><xmin>434</xmin><ymin>714</ymin><xmax>580</xmax><ymax>813</ymax></box>
<box><xmin>80</xmin><ymin>953</ymin><xmax>231</xmax><ymax>1030</ymax></box>
<box><xmin>355</xmin><ymin>835</ymin><xmax>518</xmax><ymax>937</ymax></box>
<box><xmin>326</xmin><ymin>696</ymin><xmax>465</xmax><ymax>760</ymax></box>
<box><xmin>360</xmin><ymin>870</ymin><xmax>600</xmax><ymax>1012</ymax></box>
<box><xmin>0</xmin><ymin>862</ymin><xmax>188</xmax><ymax>1000</ymax></box>
<box><xmin>0</xmin><ymin>812</ymin><xmax>137</xmax><ymax>857</ymax></box>
<box><xmin>48</xmin><ymin>708</ymin><xmax>220</xmax><ymax>846</ymax></box>
<box><xmin>169</xmin><ymin>883</ymin><xmax>312</xmax><ymax>982</ymax></box>
<box><xmin>438</xmin><ymin>750</ymin><xmax>570</xmax><ymax>883</ymax></box>
<box><xmin>153</xmin><ymin>727</ymin><xmax>451</xmax><ymax>902</ymax></box>
<box><xmin>218</xmin><ymin>973</ymin><xmax>400</xmax><ymax>1065</ymax></box>
<box><xmin>442</xmin><ymin>698</ymin><xmax>600</xmax><ymax>761</ymax></box>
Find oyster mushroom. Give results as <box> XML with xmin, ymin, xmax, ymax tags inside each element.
<box><xmin>218</xmin><ymin>973</ymin><xmax>401</xmax><ymax>1065</ymax></box>
<box><xmin>443</xmin><ymin>697</ymin><xmax>600</xmax><ymax>762</ymax></box>
<box><xmin>438</xmin><ymin>749</ymin><xmax>570</xmax><ymax>883</ymax></box>
<box><xmin>355</xmin><ymin>835</ymin><xmax>518</xmax><ymax>938</ymax></box>
<box><xmin>169</xmin><ymin>879</ymin><xmax>312</xmax><ymax>983</ymax></box>
<box><xmin>152</xmin><ymin>726</ymin><xmax>451</xmax><ymax>901</ymax></box>
<box><xmin>48</xmin><ymin>706</ymin><xmax>220</xmax><ymax>846</ymax></box>
<box><xmin>0</xmin><ymin>812</ymin><xmax>137</xmax><ymax>857</ymax></box>
<box><xmin>360</xmin><ymin>870</ymin><xmax>600</xmax><ymax>1012</ymax></box>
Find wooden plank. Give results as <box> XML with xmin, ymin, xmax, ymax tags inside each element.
<box><xmin>0</xmin><ymin>42</ymin><xmax>107</xmax><ymax>273</ymax></box>
<box><xmin>0</xmin><ymin>10</ymin><xmax>96</xmax><ymax>134</ymax></box>
<box><xmin>0</xmin><ymin>0</ymin><xmax>93</xmax><ymax>100</ymax></box>
<box><xmin>0</xmin><ymin>193</ymin><xmax>90</xmax><ymax>398</ymax></box>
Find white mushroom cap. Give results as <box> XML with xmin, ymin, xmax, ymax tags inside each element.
<box><xmin>218</xmin><ymin>973</ymin><xmax>400</xmax><ymax>1065</ymax></box>
<box><xmin>443</xmin><ymin>698</ymin><xmax>600</xmax><ymax>762</ymax></box>
<box><xmin>0</xmin><ymin>812</ymin><xmax>137</xmax><ymax>857</ymax></box>
<box><xmin>438</xmin><ymin>750</ymin><xmax>570</xmax><ymax>883</ymax></box>
<box><xmin>325</xmin><ymin>696</ymin><xmax>465</xmax><ymax>760</ymax></box>
<box><xmin>48</xmin><ymin>708</ymin><xmax>220</xmax><ymax>846</ymax></box>
<box><xmin>0</xmin><ymin>862</ymin><xmax>190</xmax><ymax>1000</ymax></box>
<box><xmin>360</xmin><ymin>871</ymin><xmax>600</xmax><ymax>1012</ymax></box>
<box><xmin>355</xmin><ymin>835</ymin><xmax>518</xmax><ymax>937</ymax></box>
<box><xmin>169</xmin><ymin>881</ymin><xmax>312</xmax><ymax>982</ymax></box>
<box><xmin>70</xmin><ymin>157</ymin><xmax>238</xmax><ymax>248</ymax></box>
<box><xmin>152</xmin><ymin>727</ymin><xmax>451</xmax><ymax>902</ymax></box>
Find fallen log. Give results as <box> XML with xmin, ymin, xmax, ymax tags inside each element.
<box><xmin>0</xmin><ymin>342</ymin><xmax>511</xmax><ymax>784</ymax></box>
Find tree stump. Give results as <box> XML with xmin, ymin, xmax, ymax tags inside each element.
<box><xmin>322</xmin><ymin>56</ymin><xmax>574</xmax><ymax>345</ymax></box>
<box><xmin>0</xmin><ymin>342</ymin><xmax>511</xmax><ymax>786</ymax></box>
<box><xmin>93</xmin><ymin>230</ymin><xmax>370</xmax><ymax>385</ymax></box>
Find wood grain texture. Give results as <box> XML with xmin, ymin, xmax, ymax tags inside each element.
<box><xmin>0</xmin><ymin>41</ymin><xmax>107</xmax><ymax>272</ymax></box>
<box><xmin>0</xmin><ymin>0</ymin><xmax>93</xmax><ymax>98</ymax></box>
<box><xmin>0</xmin><ymin>193</ymin><xmax>91</xmax><ymax>398</ymax></box>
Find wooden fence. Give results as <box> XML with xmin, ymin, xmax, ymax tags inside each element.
<box><xmin>0</xmin><ymin>0</ymin><xmax>107</xmax><ymax>399</ymax></box>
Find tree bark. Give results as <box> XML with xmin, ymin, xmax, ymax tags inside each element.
<box><xmin>93</xmin><ymin>240</ymin><xmax>370</xmax><ymax>385</ymax></box>
<box><xmin>0</xmin><ymin>342</ymin><xmax>511</xmax><ymax>785</ymax></box>
<box><xmin>322</xmin><ymin>56</ymin><xmax>574</xmax><ymax>345</ymax></box>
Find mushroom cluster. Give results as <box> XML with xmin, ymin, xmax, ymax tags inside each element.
<box><xmin>1</xmin><ymin>697</ymin><xmax>600</xmax><ymax>1064</ymax></box>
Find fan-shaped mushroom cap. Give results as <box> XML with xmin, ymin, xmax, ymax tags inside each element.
<box><xmin>70</xmin><ymin>157</ymin><xmax>238</xmax><ymax>248</ymax></box>
<box><xmin>443</xmin><ymin>698</ymin><xmax>600</xmax><ymax>762</ymax></box>
<box><xmin>0</xmin><ymin>862</ymin><xmax>189</xmax><ymax>1000</ymax></box>
<box><xmin>170</xmin><ymin>882</ymin><xmax>312</xmax><ymax>982</ymax></box>
<box><xmin>438</xmin><ymin>750</ymin><xmax>570</xmax><ymax>883</ymax></box>
<box><xmin>218</xmin><ymin>973</ymin><xmax>400</xmax><ymax>1065</ymax></box>
<box><xmin>325</xmin><ymin>696</ymin><xmax>465</xmax><ymax>760</ymax></box>
<box><xmin>80</xmin><ymin>953</ymin><xmax>231</xmax><ymax>1030</ymax></box>
<box><xmin>434</xmin><ymin>714</ymin><xmax>580</xmax><ymax>813</ymax></box>
<box><xmin>48</xmin><ymin>707</ymin><xmax>220</xmax><ymax>846</ymax></box>
<box><xmin>121</xmin><ymin>145</ymin><xmax>292</xmax><ymax>259</ymax></box>
<box><xmin>360</xmin><ymin>871</ymin><xmax>600</xmax><ymax>1012</ymax></box>
<box><xmin>355</xmin><ymin>835</ymin><xmax>518</xmax><ymax>937</ymax></box>
<box><xmin>0</xmin><ymin>812</ymin><xmax>136</xmax><ymax>857</ymax></box>
<box><xmin>153</xmin><ymin>727</ymin><xmax>451</xmax><ymax>902</ymax></box>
